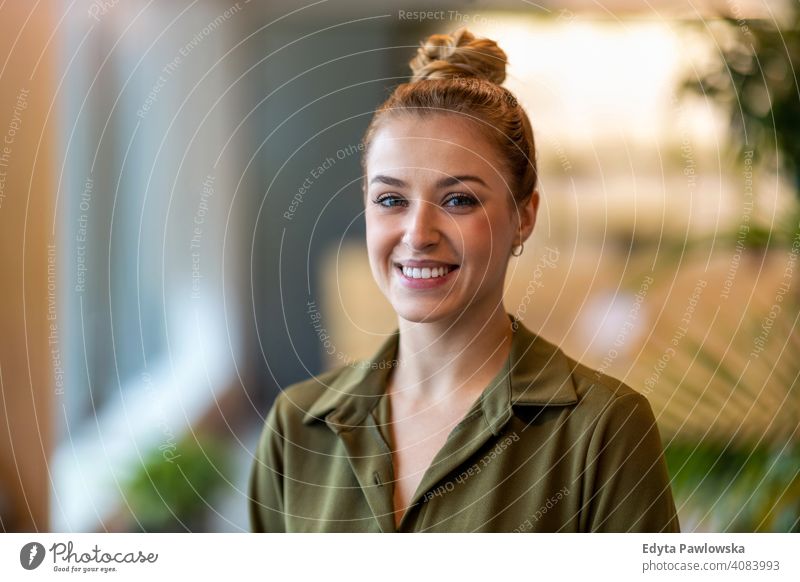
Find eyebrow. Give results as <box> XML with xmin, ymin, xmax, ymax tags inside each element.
<box><xmin>369</xmin><ymin>174</ymin><xmax>489</xmax><ymax>189</ymax></box>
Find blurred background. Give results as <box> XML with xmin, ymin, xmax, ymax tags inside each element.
<box><xmin>0</xmin><ymin>0</ymin><xmax>798</xmax><ymax>533</ymax></box>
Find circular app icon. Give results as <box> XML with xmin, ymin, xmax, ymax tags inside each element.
<box><xmin>20</xmin><ymin>542</ymin><xmax>46</xmax><ymax>570</ymax></box>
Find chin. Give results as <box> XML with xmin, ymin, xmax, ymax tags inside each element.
<box><xmin>391</xmin><ymin>301</ymin><xmax>459</xmax><ymax>324</ymax></box>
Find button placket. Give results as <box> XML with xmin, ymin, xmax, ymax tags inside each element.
<box><xmin>331</xmin><ymin>412</ymin><xmax>397</xmax><ymax>533</ymax></box>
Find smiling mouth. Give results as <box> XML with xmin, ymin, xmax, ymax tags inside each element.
<box><xmin>394</xmin><ymin>263</ymin><xmax>459</xmax><ymax>280</ymax></box>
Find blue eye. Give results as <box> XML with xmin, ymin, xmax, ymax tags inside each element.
<box><xmin>372</xmin><ymin>193</ymin><xmax>477</xmax><ymax>209</ymax></box>
<box><xmin>374</xmin><ymin>194</ymin><xmax>406</xmax><ymax>208</ymax></box>
<box><xmin>445</xmin><ymin>194</ymin><xmax>477</xmax><ymax>207</ymax></box>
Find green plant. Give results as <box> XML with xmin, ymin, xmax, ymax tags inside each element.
<box><xmin>122</xmin><ymin>435</ymin><xmax>231</xmax><ymax>532</ymax></box>
<box><xmin>664</xmin><ymin>439</ymin><xmax>800</xmax><ymax>532</ymax></box>
<box><xmin>682</xmin><ymin>8</ymin><xmax>800</xmax><ymax>191</ymax></box>
<box><xmin>623</xmin><ymin>245</ymin><xmax>800</xmax><ymax>532</ymax></box>
<box><xmin>680</xmin><ymin>7</ymin><xmax>800</xmax><ymax>247</ymax></box>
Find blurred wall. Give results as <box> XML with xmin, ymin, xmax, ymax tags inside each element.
<box><xmin>239</xmin><ymin>17</ymin><xmax>434</xmax><ymax>404</ymax></box>
<box><xmin>0</xmin><ymin>2</ymin><xmax>57</xmax><ymax>531</ymax></box>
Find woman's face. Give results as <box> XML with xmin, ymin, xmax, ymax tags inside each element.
<box><xmin>364</xmin><ymin>113</ymin><xmax>537</xmax><ymax>324</ymax></box>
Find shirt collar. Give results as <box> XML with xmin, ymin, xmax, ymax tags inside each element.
<box><xmin>301</xmin><ymin>313</ymin><xmax>578</xmax><ymax>434</ymax></box>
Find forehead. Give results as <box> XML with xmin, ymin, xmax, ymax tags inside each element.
<box><xmin>366</xmin><ymin>114</ymin><xmax>507</xmax><ymax>184</ymax></box>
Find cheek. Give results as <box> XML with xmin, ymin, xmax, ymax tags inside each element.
<box><xmin>365</xmin><ymin>214</ymin><xmax>394</xmax><ymax>261</ymax></box>
<box><xmin>460</xmin><ymin>213</ymin><xmax>511</xmax><ymax>262</ymax></box>
<box><xmin>460</xmin><ymin>214</ymin><xmax>500</xmax><ymax>244</ymax></box>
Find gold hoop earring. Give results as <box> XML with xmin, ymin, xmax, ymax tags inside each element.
<box><xmin>511</xmin><ymin>243</ymin><xmax>524</xmax><ymax>257</ymax></box>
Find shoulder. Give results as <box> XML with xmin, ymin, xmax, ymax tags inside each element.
<box><xmin>566</xmin><ymin>352</ymin><xmax>650</xmax><ymax>407</ymax></box>
<box><xmin>554</xmin><ymin>353</ymin><xmax>671</xmax><ymax>490</ymax></box>
<box><xmin>276</xmin><ymin>365</ymin><xmax>348</xmax><ymax>407</ymax></box>
<box><xmin>566</xmin><ymin>360</ymin><xmax>665</xmax><ymax>467</ymax></box>
<box><xmin>556</xmin><ymin>350</ymin><xmax>659</xmax><ymax>436</ymax></box>
<box><xmin>266</xmin><ymin>364</ymin><xmax>351</xmax><ymax>426</ymax></box>
<box><xmin>512</xmin><ymin>318</ymin><xmax>649</xmax><ymax>414</ymax></box>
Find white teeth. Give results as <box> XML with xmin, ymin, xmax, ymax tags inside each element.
<box><xmin>401</xmin><ymin>265</ymin><xmax>452</xmax><ymax>279</ymax></box>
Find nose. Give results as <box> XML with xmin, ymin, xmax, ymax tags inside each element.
<box><xmin>402</xmin><ymin>200</ymin><xmax>441</xmax><ymax>251</ymax></box>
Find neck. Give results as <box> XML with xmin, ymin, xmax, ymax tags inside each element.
<box><xmin>392</xmin><ymin>301</ymin><xmax>514</xmax><ymax>403</ymax></box>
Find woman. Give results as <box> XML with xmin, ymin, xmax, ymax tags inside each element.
<box><xmin>249</xmin><ymin>27</ymin><xmax>680</xmax><ymax>533</ymax></box>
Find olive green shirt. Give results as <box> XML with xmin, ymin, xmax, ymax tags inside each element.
<box><xmin>249</xmin><ymin>313</ymin><xmax>680</xmax><ymax>532</ymax></box>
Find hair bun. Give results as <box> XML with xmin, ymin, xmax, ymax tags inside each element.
<box><xmin>409</xmin><ymin>27</ymin><xmax>507</xmax><ymax>84</ymax></box>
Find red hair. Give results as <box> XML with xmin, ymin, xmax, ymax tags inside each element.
<box><xmin>361</xmin><ymin>27</ymin><xmax>538</xmax><ymax>206</ymax></box>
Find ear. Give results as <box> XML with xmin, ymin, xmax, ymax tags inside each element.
<box><xmin>515</xmin><ymin>190</ymin><xmax>539</xmax><ymax>245</ymax></box>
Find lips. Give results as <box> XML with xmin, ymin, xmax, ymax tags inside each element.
<box><xmin>394</xmin><ymin>260</ymin><xmax>459</xmax><ymax>269</ymax></box>
<box><xmin>392</xmin><ymin>260</ymin><xmax>459</xmax><ymax>284</ymax></box>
